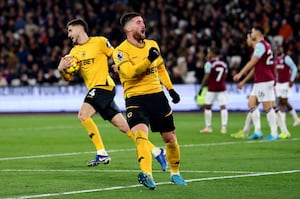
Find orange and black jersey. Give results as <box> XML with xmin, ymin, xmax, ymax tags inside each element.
<box><xmin>69</xmin><ymin>36</ymin><xmax>115</xmax><ymax>91</ymax></box>
<box><xmin>112</xmin><ymin>39</ymin><xmax>174</xmax><ymax>98</ymax></box>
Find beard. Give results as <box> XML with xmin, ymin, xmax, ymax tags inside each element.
<box><xmin>133</xmin><ymin>31</ymin><xmax>145</xmax><ymax>42</ymax></box>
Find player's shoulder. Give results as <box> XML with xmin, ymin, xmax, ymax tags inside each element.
<box><xmin>90</xmin><ymin>36</ymin><xmax>108</xmax><ymax>41</ymax></box>
<box><xmin>144</xmin><ymin>39</ymin><xmax>158</xmax><ymax>47</ymax></box>
<box><xmin>92</xmin><ymin>36</ymin><xmax>113</xmax><ymax>48</ymax></box>
<box><xmin>113</xmin><ymin>41</ymin><xmax>126</xmax><ymax>54</ymax></box>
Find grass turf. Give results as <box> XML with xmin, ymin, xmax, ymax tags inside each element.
<box><xmin>0</xmin><ymin>112</ymin><xmax>299</xmax><ymax>199</ymax></box>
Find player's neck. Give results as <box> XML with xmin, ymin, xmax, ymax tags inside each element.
<box><xmin>78</xmin><ymin>33</ymin><xmax>90</xmax><ymax>45</ymax></box>
<box><xmin>257</xmin><ymin>36</ymin><xmax>264</xmax><ymax>42</ymax></box>
<box><xmin>127</xmin><ymin>36</ymin><xmax>144</xmax><ymax>47</ymax></box>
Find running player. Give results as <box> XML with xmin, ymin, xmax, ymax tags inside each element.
<box><xmin>57</xmin><ymin>18</ymin><xmax>167</xmax><ymax>170</ymax></box>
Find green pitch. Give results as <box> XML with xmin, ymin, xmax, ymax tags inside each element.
<box><xmin>0</xmin><ymin>112</ymin><xmax>299</xmax><ymax>199</ymax></box>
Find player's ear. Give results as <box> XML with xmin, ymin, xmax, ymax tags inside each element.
<box><xmin>124</xmin><ymin>25</ymin><xmax>131</xmax><ymax>32</ymax></box>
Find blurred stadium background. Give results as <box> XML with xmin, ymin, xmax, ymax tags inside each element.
<box><xmin>0</xmin><ymin>0</ymin><xmax>299</xmax><ymax>112</ymax></box>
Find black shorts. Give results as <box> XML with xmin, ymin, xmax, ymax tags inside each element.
<box><xmin>84</xmin><ymin>87</ymin><xmax>120</xmax><ymax>121</ymax></box>
<box><xmin>125</xmin><ymin>91</ymin><xmax>175</xmax><ymax>132</ymax></box>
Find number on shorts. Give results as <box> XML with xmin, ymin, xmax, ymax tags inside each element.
<box><xmin>88</xmin><ymin>89</ymin><xmax>96</xmax><ymax>97</ymax></box>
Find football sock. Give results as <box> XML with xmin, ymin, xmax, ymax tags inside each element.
<box><xmin>266</xmin><ymin>108</ymin><xmax>278</xmax><ymax>136</ymax></box>
<box><xmin>96</xmin><ymin>149</ymin><xmax>108</xmax><ymax>156</ymax></box>
<box><xmin>81</xmin><ymin>117</ymin><xmax>105</xmax><ymax>151</ymax></box>
<box><xmin>126</xmin><ymin>130</ymin><xmax>156</xmax><ymax>155</ymax></box>
<box><xmin>136</xmin><ymin>130</ymin><xmax>152</xmax><ymax>175</ymax></box>
<box><xmin>220</xmin><ymin>109</ymin><xmax>228</xmax><ymax>127</ymax></box>
<box><xmin>166</xmin><ymin>141</ymin><xmax>180</xmax><ymax>175</ymax></box>
<box><xmin>126</xmin><ymin>130</ymin><xmax>135</xmax><ymax>141</ymax></box>
<box><xmin>251</xmin><ymin>108</ymin><xmax>261</xmax><ymax>133</ymax></box>
<box><xmin>243</xmin><ymin>112</ymin><xmax>252</xmax><ymax>133</ymax></box>
<box><xmin>289</xmin><ymin>109</ymin><xmax>299</xmax><ymax>121</ymax></box>
<box><xmin>204</xmin><ymin>109</ymin><xmax>212</xmax><ymax>128</ymax></box>
<box><xmin>277</xmin><ymin>111</ymin><xmax>289</xmax><ymax>133</ymax></box>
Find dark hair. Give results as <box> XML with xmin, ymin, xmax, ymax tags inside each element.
<box><xmin>208</xmin><ymin>47</ymin><xmax>220</xmax><ymax>55</ymax></box>
<box><xmin>253</xmin><ymin>25</ymin><xmax>264</xmax><ymax>35</ymax></box>
<box><xmin>66</xmin><ymin>18</ymin><xmax>88</xmax><ymax>33</ymax></box>
<box><xmin>120</xmin><ymin>12</ymin><xmax>141</xmax><ymax>27</ymax></box>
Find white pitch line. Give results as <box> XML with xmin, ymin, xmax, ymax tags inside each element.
<box><xmin>4</xmin><ymin>170</ymin><xmax>300</xmax><ymax>199</ymax></box>
<box><xmin>0</xmin><ymin>169</ymin><xmax>262</xmax><ymax>174</ymax></box>
<box><xmin>1</xmin><ymin>138</ymin><xmax>299</xmax><ymax>161</ymax></box>
<box><xmin>0</xmin><ymin>148</ymin><xmax>135</xmax><ymax>161</ymax></box>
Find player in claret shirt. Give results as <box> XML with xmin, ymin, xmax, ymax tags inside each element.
<box><xmin>275</xmin><ymin>46</ymin><xmax>299</xmax><ymax>137</ymax></box>
<box><xmin>234</xmin><ymin>26</ymin><xmax>278</xmax><ymax>140</ymax></box>
<box><xmin>199</xmin><ymin>47</ymin><xmax>228</xmax><ymax>134</ymax></box>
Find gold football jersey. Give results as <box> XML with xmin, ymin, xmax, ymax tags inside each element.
<box><xmin>113</xmin><ymin>39</ymin><xmax>173</xmax><ymax>98</ymax></box>
<box><xmin>69</xmin><ymin>36</ymin><xmax>115</xmax><ymax>91</ymax></box>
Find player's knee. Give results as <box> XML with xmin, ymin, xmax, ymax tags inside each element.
<box><xmin>78</xmin><ymin>113</ymin><xmax>88</xmax><ymax>122</ymax></box>
<box><xmin>161</xmin><ymin>131</ymin><xmax>176</xmax><ymax>143</ymax></box>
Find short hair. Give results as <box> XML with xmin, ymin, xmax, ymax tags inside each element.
<box><xmin>66</xmin><ymin>18</ymin><xmax>88</xmax><ymax>33</ymax></box>
<box><xmin>253</xmin><ymin>25</ymin><xmax>264</xmax><ymax>35</ymax></box>
<box><xmin>120</xmin><ymin>12</ymin><xmax>141</xmax><ymax>27</ymax></box>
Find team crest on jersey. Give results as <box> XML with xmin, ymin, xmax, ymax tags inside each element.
<box><xmin>106</xmin><ymin>40</ymin><xmax>112</xmax><ymax>48</ymax></box>
<box><xmin>117</xmin><ymin>51</ymin><xmax>123</xmax><ymax>61</ymax></box>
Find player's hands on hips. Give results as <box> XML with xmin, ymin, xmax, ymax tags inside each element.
<box><xmin>169</xmin><ymin>89</ymin><xmax>180</xmax><ymax>104</ymax></box>
<box><xmin>148</xmin><ymin>47</ymin><xmax>160</xmax><ymax>62</ymax></box>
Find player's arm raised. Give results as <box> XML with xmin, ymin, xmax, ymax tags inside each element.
<box><xmin>114</xmin><ymin>47</ymin><xmax>159</xmax><ymax>78</ymax></box>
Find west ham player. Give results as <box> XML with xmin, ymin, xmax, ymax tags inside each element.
<box><xmin>231</xmin><ymin>33</ymin><xmax>262</xmax><ymax>139</ymax></box>
<box><xmin>200</xmin><ymin>47</ymin><xmax>228</xmax><ymax>134</ymax></box>
<box><xmin>275</xmin><ymin>46</ymin><xmax>300</xmax><ymax>133</ymax></box>
<box><xmin>234</xmin><ymin>26</ymin><xmax>278</xmax><ymax>140</ymax></box>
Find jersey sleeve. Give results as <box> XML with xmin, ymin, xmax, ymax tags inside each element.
<box><xmin>253</xmin><ymin>42</ymin><xmax>266</xmax><ymax>58</ymax></box>
<box><xmin>285</xmin><ymin>55</ymin><xmax>298</xmax><ymax>81</ymax></box>
<box><xmin>112</xmin><ymin>49</ymin><xmax>151</xmax><ymax>78</ymax></box>
<box><xmin>100</xmin><ymin>37</ymin><xmax>114</xmax><ymax>57</ymax></box>
<box><xmin>157</xmin><ymin>56</ymin><xmax>173</xmax><ymax>90</ymax></box>
<box><xmin>204</xmin><ymin>61</ymin><xmax>212</xmax><ymax>73</ymax></box>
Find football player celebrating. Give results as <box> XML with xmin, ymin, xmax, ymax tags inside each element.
<box><xmin>112</xmin><ymin>12</ymin><xmax>186</xmax><ymax>190</ymax></box>
<box><xmin>57</xmin><ymin>18</ymin><xmax>167</xmax><ymax>170</ymax></box>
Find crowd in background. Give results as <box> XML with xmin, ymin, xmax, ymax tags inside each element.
<box><xmin>0</xmin><ymin>0</ymin><xmax>299</xmax><ymax>86</ymax></box>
